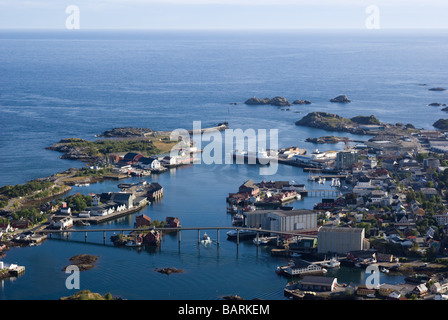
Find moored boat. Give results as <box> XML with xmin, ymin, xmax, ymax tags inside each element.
<box><xmin>226</xmin><ymin>229</ymin><xmax>258</xmax><ymax>240</ymax></box>
<box><xmin>320</xmin><ymin>257</ymin><xmax>340</xmax><ymax>269</ymax></box>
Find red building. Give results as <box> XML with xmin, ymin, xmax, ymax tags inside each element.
<box><xmin>135</xmin><ymin>214</ymin><xmax>152</xmax><ymax>228</ymax></box>
<box><xmin>165</xmin><ymin>217</ymin><xmax>181</xmax><ymax>228</ymax></box>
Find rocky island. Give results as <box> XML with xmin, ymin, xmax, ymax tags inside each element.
<box><xmin>295</xmin><ymin>112</ymin><xmax>380</xmax><ymax>134</ymax></box>
<box><xmin>433</xmin><ymin>119</ymin><xmax>448</xmax><ymax>130</ymax></box>
<box><xmin>329</xmin><ymin>95</ymin><xmax>351</xmax><ymax>103</ymax></box>
<box><xmin>292</xmin><ymin>99</ymin><xmax>312</xmax><ymax>105</ymax></box>
<box><xmin>244</xmin><ymin>96</ymin><xmax>292</xmax><ymax>107</ymax></box>
<box><xmin>62</xmin><ymin>254</ymin><xmax>99</xmax><ymax>272</ymax></box>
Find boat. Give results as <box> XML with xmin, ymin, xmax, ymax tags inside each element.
<box><xmin>281</xmin><ymin>264</ymin><xmax>327</xmax><ymax>277</ymax></box>
<box><xmin>291</xmin><ymin>252</ymin><xmax>301</xmax><ymax>258</ymax></box>
<box><xmin>201</xmin><ymin>233</ymin><xmax>212</xmax><ymax>245</ymax></box>
<box><xmin>320</xmin><ymin>257</ymin><xmax>341</xmax><ymax>269</ymax></box>
<box><xmin>380</xmin><ymin>267</ymin><xmax>389</xmax><ymax>273</ymax></box>
<box><xmin>232</xmin><ymin>213</ymin><xmax>244</xmax><ymax>226</ymax></box>
<box><xmin>125</xmin><ymin>239</ymin><xmax>142</xmax><ymax>247</ymax></box>
<box><xmin>253</xmin><ymin>236</ymin><xmax>269</xmax><ymax>246</ymax></box>
<box><xmin>226</xmin><ymin>229</ymin><xmax>258</xmax><ymax>240</ymax></box>
<box><xmin>275</xmin><ymin>260</ymin><xmax>296</xmax><ymax>275</ymax></box>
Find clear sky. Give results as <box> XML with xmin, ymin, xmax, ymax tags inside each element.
<box><xmin>0</xmin><ymin>0</ymin><xmax>447</xmax><ymax>30</ymax></box>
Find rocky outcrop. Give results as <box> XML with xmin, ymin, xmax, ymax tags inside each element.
<box><xmin>292</xmin><ymin>99</ymin><xmax>312</xmax><ymax>105</ymax></box>
<box><xmin>98</xmin><ymin>127</ymin><xmax>153</xmax><ymax>138</ymax></box>
<box><xmin>62</xmin><ymin>254</ymin><xmax>99</xmax><ymax>272</ymax></box>
<box><xmin>433</xmin><ymin>119</ymin><xmax>448</xmax><ymax>130</ymax></box>
<box><xmin>244</xmin><ymin>96</ymin><xmax>291</xmax><ymax>107</ymax></box>
<box><xmin>295</xmin><ymin>112</ymin><xmax>370</xmax><ymax>134</ymax></box>
<box><xmin>305</xmin><ymin>136</ymin><xmax>347</xmax><ymax>144</ymax></box>
<box><xmin>330</xmin><ymin>95</ymin><xmax>351</xmax><ymax>103</ymax></box>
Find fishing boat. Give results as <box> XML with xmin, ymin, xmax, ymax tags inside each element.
<box><xmin>320</xmin><ymin>257</ymin><xmax>341</xmax><ymax>269</ymax></box>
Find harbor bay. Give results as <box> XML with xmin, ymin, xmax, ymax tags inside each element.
<box><xmin>1</xmin><ymin>29</ymin><xmax>448</xmax><ymax>301</ymax></box>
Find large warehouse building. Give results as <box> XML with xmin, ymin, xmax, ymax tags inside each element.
<box><xmin>245</xmin><ymin>209</ymin><xmax>317</xmax><ymax>234</ymax></box>
<box><xmin>317</xmin><ymin>226</ymin><xmax>366</xmax><ymax>254</ymax></box>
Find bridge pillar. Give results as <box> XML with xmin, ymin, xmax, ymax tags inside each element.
<box><xmin>216</xmin><ymin>228</ymin><xmax>220</xmax><ymax>246</ymax></box>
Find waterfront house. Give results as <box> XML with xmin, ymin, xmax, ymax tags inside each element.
<box><xmin>51</xmin><ymin>217</ymin><xmax>73</xmax><ymax>230</ymax></box>
<box><xmin>120</xmin><ymin>153</ymin><xmax>143</xmax><ymax>166</ymax></box>
<box><xmin>146</xmin><ymin>183</ymin><xmax>163</xmax><ymax>200</ymax></box>
<box><xmin>165</xmin><ymin>217</ymin><xmax>181</xmax><ymax>228</ymax></box>
<box><xmin>90</xmin><ymin>204</ymin><xmax>114</xmax><ymax>216</ymax></box>
<box><xmin>238</xmin><ymin>179</ymin><xmax>260</xmax><ymax>196</ymax></box>
<box><xmin>133</xmin><ymin>196</ymin><xmax>148</xmax><ymax>207</ymax></box>
<box><xmin>111</xmin><ymin>192</ymin><xmax>136</xmax><ymax>209</ymax></box>
<box><xmin>299</xmin><ymin>276</ymin><xmax>338</xmax><ymax>292</ymax></box>
<box><xmin>143</xmin><ymin>229</ymin><xmax>161</xmax><ymax>245</ymax></box>
<box><xmin>138</xmin><ymin>157</ymin><xmax>161</xmax><ymax>170</ymax></box>
<box><xmin>135</xmin><ymin>214</ymin><xmax>152</xmax><ymax>228</ymax></box>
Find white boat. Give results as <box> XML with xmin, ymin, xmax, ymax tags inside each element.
<box><xmin>320</xmin><ymin>257</ymin><xmax>340</xmax><ymax>269</ymax></box>
<box><xmin>253</xmin><ymin>237</ymin><xmax>269</xmax><ymax>246</ymax></box>
<box><xmin>201</xmin><ymin>233</ymin><xmax>212</xmax><ymax>245</ymax></box>
<box><xmin>125</xmin><ymin>240</ymin><xmax>142</xmax><ymax>247</ymax></box>
<box><xmin>226</xmin><ymin>229</ymin><xmax>258</xmax><ymax>239</ymax></box>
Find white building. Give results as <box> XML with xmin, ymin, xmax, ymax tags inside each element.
<box><xmin>245</xmin><ymin>209</ymin><xmax>317</xmax><ymax>234</ymax></box>
<box><xmin>138</xmin><ymin>157</ymin><xmax>161</xmax><ymax>170</ymax></box>
<box><xmin>52</xmin><ymin>217</ymin><xmax>74</xmax><ymax>230</ymax></box>
<box><xmin>317</xmin><ymin>226</ymin><xmax>366</xmax><ymax>254</ymax></box>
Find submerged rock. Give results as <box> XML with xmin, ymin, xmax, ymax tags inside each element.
<box><xmin>154</xmin><ymin>267</ymin><xmax>184</xmax><ymax>275</ymax></box>
<box><xmin>429</xmin><ymin>87</ymin><xmax>447</xmax><ymax>91</ymax></box>
<box><xmin>428</xmin><ymin>102</ymin><xmax>447</xmax><ymax>107</ymax></box>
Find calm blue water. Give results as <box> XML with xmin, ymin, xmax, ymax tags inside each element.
<box><xmin>1</xmin><ymin>29</ymin><xmax>447</xmax><ymax>300</ymax></box>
